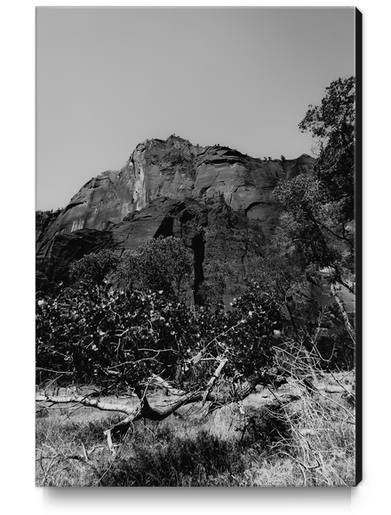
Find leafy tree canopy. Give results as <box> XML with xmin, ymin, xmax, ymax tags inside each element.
<box><xmin>69</xmin><ymin>249</ymin><xmax>120</xmax><ymax>285</ymax></box>
<box><xmin>299</xmin><ymin>76</ymin><xmax>355</xmax><ymax>222</ymax></box>
<box><xmin>273</xmin><ymin>76</ymin><xmax>356</xmax><ymax>278</ymax></box>
<box><xmin>112</xmin><ymin>236</ymin><xmax>193</xmax><ymax>300</ymax></box>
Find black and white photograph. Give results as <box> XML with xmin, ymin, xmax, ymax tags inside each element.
<box><xmin>35</xmin><ymin>6</ymin><xmax>361</xmax><ymax>487</ymax></box>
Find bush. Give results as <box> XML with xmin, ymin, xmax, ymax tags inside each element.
<box><xmin>36</xmin><ymin>285</ymin><xmax>197</xmax><ymax>387</ymax></box>
<box><xmin>36</xmin><ymin>280</ymin><xmax>283</xmax><ymax>390</ymax></box>
<box><xmin>111</xmin><ymin>237</ymin><xmax>193</xmax><ymax>300</ymax></box>
<box><xmin>239</xmin><ymin>404</ymin><xmax>292</xmax><ymax>451</ymax></box>
<box><xmin>69</xmin><ymin>249</ymin><xmax>120</xmax><ymax>285</ymax></box>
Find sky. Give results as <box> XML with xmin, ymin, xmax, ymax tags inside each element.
<box><xmin>36</xmin><ymin>7</ymin><xmax>356</xmax><ymax>211</ymax></box>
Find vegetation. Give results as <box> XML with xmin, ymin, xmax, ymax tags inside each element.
<box><xmin>36</xmin><ymin>275</ymin><xmax>281</xmax><ymax>390</ymax></box>
<box><xmin>36</xmin><ymin>368</ymin><xmax>355</xmax><ymax>486</ymax></box>
<box><xmin>36</xmin><ymin>77</ymin><xmax>357</xmax><ymax>486</ymax></box>
<box><xmin>276</xmin><ymin>76</ymin><xmax>355</xmax><ymax>279</ymax></box>
<box><xmin>112</xmin><ymin>237</ymin><xmax>193</xmax><ymax>300</ymax></box>
<box><xmin>69</xmin><ymin>249</ymin><xmax>120</xmax><ymax>286</ymax></box>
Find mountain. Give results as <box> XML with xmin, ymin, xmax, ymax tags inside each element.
<box><xmin>36</xmin><ymin>135</ymin><xmax>315</xmax><ymax>297</ymax></box>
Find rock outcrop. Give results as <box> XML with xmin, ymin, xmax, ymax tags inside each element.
<box><xmin>36</xmin><ymin>135</ymin><xmax>315</xmax><ymax>294</ymax></box>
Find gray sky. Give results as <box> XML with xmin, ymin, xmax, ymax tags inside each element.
<box><xmin>36</xmin><ymin>7</ymin><xmax>355</xmax><ymax>211</ymax></box>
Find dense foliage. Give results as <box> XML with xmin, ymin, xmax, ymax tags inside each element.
<box><xmin>112</xmin><ymin>237</ymin><xmax>193</xmax><ymax>300</ymax></box>
<box><xmin>69</xmin><ymin>249</ymin><xmax>120</xmax><ymax>285</ymax></box>
<box><xmin>36</xmin><ymin>279</ymin><xmax>282</xmax><ymax>389</ymax></box>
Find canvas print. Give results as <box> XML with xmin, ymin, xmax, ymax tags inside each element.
<box><xmin>36</xmin><ymin>7</ymin><xmax>361</xmax><ymax>486</ymax></box>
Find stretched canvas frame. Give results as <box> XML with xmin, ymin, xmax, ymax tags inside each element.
<box><xmin>35</xmin><ymin>6</ymin><xmax>362</xmax><ymax>487</ymax></box>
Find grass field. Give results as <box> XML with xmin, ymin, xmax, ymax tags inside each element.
<box><xmin>35</xmin><ymin>371</ymin><xmax>356</xmax><ymax>487</ymax></box>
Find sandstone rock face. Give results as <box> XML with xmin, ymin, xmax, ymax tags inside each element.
<box><xmin>36</xmin><ymin>135</ymin><xmax>315</xmax><ymax>294</ymax></box>
<box><xmin>39</xmin><ymin>136</ymin><xmax>314</xmax><ymax>245</ymax></box>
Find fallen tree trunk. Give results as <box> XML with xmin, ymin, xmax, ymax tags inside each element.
<box><xmin>36</xmin><ymin>375</ymin><xmax>258</xmax><ymax>453</ymax></box>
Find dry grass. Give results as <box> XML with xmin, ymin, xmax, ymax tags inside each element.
<box><xmin>35</xmin><ymin>372</ymin><xmax>356</xmax><ymax>487</ymax></box>
<box><xmin>277</xmin><ymin>379</ymin><xmax>355</xmax><ymax>486</ymax></box>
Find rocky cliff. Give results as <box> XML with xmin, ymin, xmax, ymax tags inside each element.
<box><xmin>36</xmin><ymin>135</ymin><xmax>315</xmax><ymax>294</ymax></box>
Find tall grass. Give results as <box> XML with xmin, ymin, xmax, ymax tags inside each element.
<box><xmin>282</xmin><ymin>381</ymin><xmax>355</xmax><ymax>486</ymax></box>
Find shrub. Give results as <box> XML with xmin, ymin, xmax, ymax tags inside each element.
<box><xmin>111</xmin><ymin>237</ymin><xmax>193</xmax><ymax>300</ymax></box>
<box><xmin>239</xmin><ymin>403</ymin><xmax>292</xmax><ymax>451</ymax></box>
<box><xmin>36</xmin><ymin>280</ymin><xmax>282</xmax><ymax>390</ymax></box>
<box><xmin>69</xmin><ymin>249</ymin><xmax>120</xmax><ymax>285</ymax></box>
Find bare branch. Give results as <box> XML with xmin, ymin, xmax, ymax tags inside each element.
<box><xmin>36</xmin><ymin>393</ymin><xmax>136</xmax><ymax>416</ymax></box>
<box><xmin>149</xmin><ymin>374</ymin><xmax>186</xmax><ymax>396</ymax></box>
<box><xmin>202</xmin><ymin>358</ymin><xmax>227</xmax><ymax>405</ymax></box>
<box><xmin>36</xmin><ymin>367</ymin><xmax>73</xmax><ymax>375</ymax></box>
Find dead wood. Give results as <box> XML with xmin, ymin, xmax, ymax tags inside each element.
<box><xmin>36</xmin><ymin>374</ymin><xmax>258</xmax><ymax>453</ymax></box>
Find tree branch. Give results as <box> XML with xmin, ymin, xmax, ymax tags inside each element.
<box><xmin>35</xmin><ymin>393</ymin><xmax>136</xmax><ymax>416</ymax></box>
<box><xmin>202</xmin><ymin>358</ymin><xmax>227</xmax><ymax>405</ymax></box>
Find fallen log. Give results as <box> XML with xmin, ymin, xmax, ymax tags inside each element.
<box><xmin>36</xmin><ymin>375</ymin><xmax>258</xmax><ymax>453</ymax></box>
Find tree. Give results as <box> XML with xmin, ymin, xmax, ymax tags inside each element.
<box><xmin>247</xmin><ymin>225</ymin><xmax>304</xmax><ymax>303</ymax></box>
<box><xmin>299</xmin><ymin>76</ymin><xmax>355</xmax><ymax>225</ymax></box>
<box><xmin>273</xmin><ymin>76</ymin><xmax>356</xmax><ymax>280</ymax></box>
<box><xmin>69</xmin><ymin>249</ymin><xmax>120</xmax><ymax>286</ymax></box>
<box><xmin>112</xmin><ymin>236</ymin><xmax>193</xmax><ymax>301</ymax></box>
<box><xmin>266</xmin><ymin>77</ymin><xmax>357</xmax><ymax>355</ymax></box>
<box><xmin>198</xmin><ymin>260</ymin><xmax>235</xmax><ymax>311</ymax></box>
<box><xmin>273</xmin><ymin>175</ymin><xmax>347</xmax><ymax>271</ymax></box>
